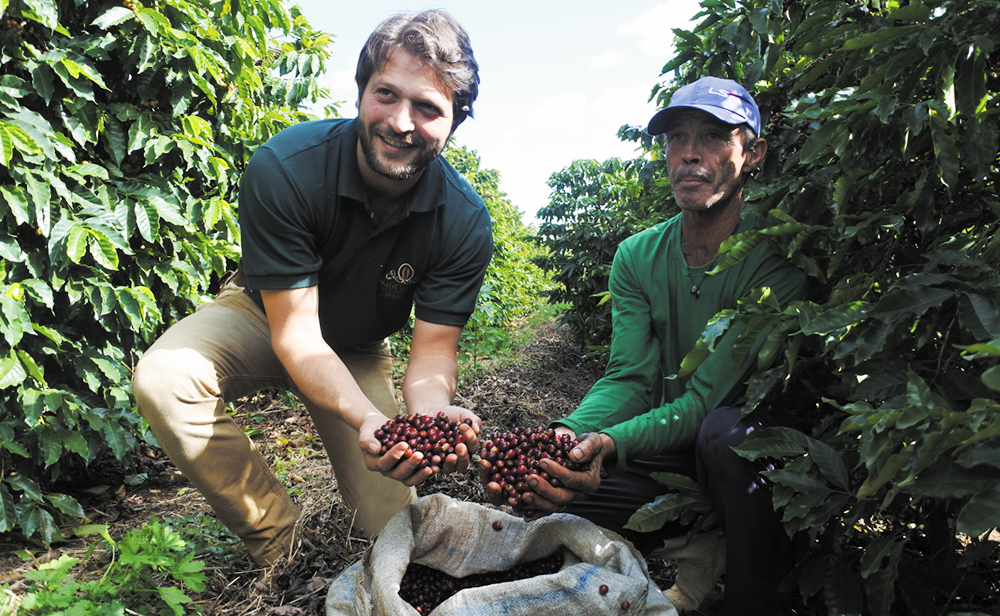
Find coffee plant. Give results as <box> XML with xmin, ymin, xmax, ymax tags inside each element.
<box><xmin>534</xmin><ymin>157</ymin><xmax>667</xmax><ymax>351</ymax></box>
<box><xmin>540</xmin><ymin>0</ymin><xmax>1000</xmax><ymax>613</ymax></box>
<box><xmin>1</xmin><ymin>0</ymin><xmax>549</xmax><ymax>548</ymax></box>
<box><xmin>480</xmin><ymin>427</ymin><xmax>587</xmax><ymax>514</ymax></box>
<box><xmin>391</xmin><ymin>144</ymin><xmax>551</xmax><ymax>374</ymax></box>
<box><xmin>398</xmin><ymin>551</ymin><xmax>564</xmax><ymax>614</ymax></box>
<box><xmin>0</xmin><ymin>0</ymin><xmax>331</xmax><ymax>544</ymax></box>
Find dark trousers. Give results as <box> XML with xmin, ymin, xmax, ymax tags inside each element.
<box><xmin>564</xmin><ymin>407</ymin><xmax>791</xmax><ymax>616</ymax></box>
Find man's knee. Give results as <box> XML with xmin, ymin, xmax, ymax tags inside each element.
<box><xmin>697</xmin><ymin>406</ymin><xmax>748</xmax><ymax>458</ymax></box>
<box><xmin>132</xmin><ymin>347</ymin><xmax>218</xmax><ymax>424</ymax></box>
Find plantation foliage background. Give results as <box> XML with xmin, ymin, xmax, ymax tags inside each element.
<box><xmin>537</xmin><ymin>0</ymin><xmax>1000</xmax><ymax>613</ymax></box>
<box><xmin>0</xmin><ymin>0</ymin><xmax>544</xmax><ymax>546</ymax></box>
<box><xmin>3</xmin><ymin>0</ymin><xmax>1000</xmax><ymax>613</ymax></box>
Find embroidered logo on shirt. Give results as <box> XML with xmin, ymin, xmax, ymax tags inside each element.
<box><xmin>381</xmin><ymin>263</ymin><xmax>417</xmax><ymax>300</ymax></box>
<box><xmin>385</xmin><ymin>263</ymin><xmax>416</xmax><ymax>285</ymax></box>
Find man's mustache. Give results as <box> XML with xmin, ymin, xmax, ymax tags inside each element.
<box><xmin>674</xmin><ymin>171</ymin><xmax>712</xmax><ymax>182</ymax></box>
<box><xmin>376</xmin><ymin>128</ymin><xmax>421</xmax><ymax>147</ymax></box>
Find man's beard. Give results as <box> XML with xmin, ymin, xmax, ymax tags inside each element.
<box><xmin>357</xmin><ymin>120</ymin><xmax>444</xmax><ymax>181</ymax></box>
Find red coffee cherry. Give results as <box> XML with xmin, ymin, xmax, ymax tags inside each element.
<box><xmin>492</xmin><ymin>520</ymin><xmax>503</xmax><ymax>531</ymax></box>
<box><xmin>375</xmin><ymin>413</ymin><xmax>473</xmax><ymax>470</ymax></box>
<box><xmin>599</xmin><ymin>584</ymin><xmax>609</xmax><ymax>595</ymax></box>
<box><xmin>398</xmin><ymin>552</ymin><xmax>564</xmax><ymax>614</ymax></box>
<box><xmin>621</xmin><ymin>599</ymin><xmax>631</xmax><ymax>611</ymax></box>
<box><xmin>479</xmin><ymin>427</ymin><xmax>586</xmax><ymax>513</ymax></box>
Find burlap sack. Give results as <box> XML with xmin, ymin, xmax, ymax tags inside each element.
<box><xmin>326</xmin><ymin>493</ymin><xmax>677</xmax><ymax>615</ymax></box>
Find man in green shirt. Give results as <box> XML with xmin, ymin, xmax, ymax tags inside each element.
<box><xmin>484</xmin><ymin>77</ymin><xmax>807</xmax><ymax>614</ymax></box>
<box><xmin>133</xmin><ymin>10</ymin><xmax>491</xmax><ymax>567</ymax></box>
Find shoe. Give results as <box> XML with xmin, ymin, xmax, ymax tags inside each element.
<box><xmin>651</xmin><ymin>532</ymin><xmax>726</xmax><ymax>613</ymax></box>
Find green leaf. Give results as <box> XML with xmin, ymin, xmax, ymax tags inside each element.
<box><xmin>764</xmin><ymin>468</ymin><xmax>831</xmax><ymax>492</ymax></box>
<box><xmin>930</xmin><ymin>118</ymin><xmax>960</xmax><ymax>189</ymax></box>
<box><xmin>732</xmin><ymin>426</ymin><xmax>809</xmax><ymax>461</ymax></box>
<box><xmin>672</xmin><ymin>310</ymin><xmax>735</xmax><ymax>378</ymax></box>
<box><xmin>21</xmin><ymin>0</ymin><xmax>59</xmax><ymax>30</ymax></box>
<box><xmin>0</xmin><ymin>126</ymin><xmax>13</xmax><ymax>167</ymax></box>
<box><xmin>170</xmin><ymin>551</ymin><xmax>207</xmax><ymax>590</ymax></box>
<box><xmin>158</xmin><ymin>585</ymin><xmax>194</xmax><ymax>610</ymax></box>
<box><xmin>869</xmin><ymin>286</ymin><xmax>953</xmax><ymax>322</ymax></box>
<box><xmin>0</xmin><ymin>352</ymin><xmax>27</xmax><ymax>389</ymax></box>
<box><xmin>24</xmin><ymin>171</ymin><xmax>53</xmax><ymax>236</ymax></box>
<box><xmin>88</xmin><ymin>228</ymin><xmax>120</xmax><ymax>270</ymax></box>
<box><xmin>60</xmin><ymin>54</ymin><xmax>110</xmax><ymax>91</ymax></box>
<box><xmin>74</xmin><ymin>523</ymin><xmax>114</xmax><ymax>545</ymax></box>
<box><xmin>857</xmin><ymin>450</ymin><xmax>914</xmax><ymax>500</ymax></box>
<box><xmin>0</xmin><ymin>484</ymin><xmax>15</xmax><ymax>533</ymax></box>
<box><xmin>824</xmin><ymin>555</ymin><xmax>863</xmax><ymax>616</ymax></box>
<box><xmin>3</xmin><ymin>440</ymin><xmax>30</xmax><ymax>458</ymax></box>
<box><xmin>93</xmin><ymin>5</ymin><xmax>135</xmax><ymax>28</ymax></box>
<box><xmin>887</xmin><ymin>1</ymin><xmax>931</xmax><ymax>21</ymax></box>
<box><xmin>956</xmin><ymin>485</ymin><xmax>1000</xmax><ymax>536</ymax></box>
<box><xmin>907</xmin><ymin>464</ymin><xmax>1000</xmax><ymax>499</ymax></box>
<box><xmin>16</xmin><ymin>350</ymin><xmax>46</xmax><ymax>387</ymax></box>
<box><xmin>19</xmin><ymin>501</ymin><xmax>60</xmax><ymax>544</ymax></box>
<box><xmin>982</xmin><ymin>365</ymin><xmax>1000</xmax><ymax>392</ymax></box>
<box><xmin>959</xmin><ymin>293</ymin><xmax>1000</xmax><ymax>340</ymax></box>
<box><xmin>798</xmin><ymin>122</ymin><xmax>837</xmax><ymax>164</ymax></box>
<box><xmin>104</xmin><ymin>116</ymin><xmax>127</xmax><ymax>167</ymax></box>
<box><xmin>7</xmin><ymin>475</ymin><xmax>43</xmax><ymax>502</ymax></box>
<box><xmin>6</xmin><ymin>109</ymin><xmax>56</xmax><ymax>160</ymax></box>
<box><xmin>115</xmin><ymin>288</ymin><xmax>144</xmax><ymax>330</ymax></box>
<box><xmin>648</xmin><ymin>471</ymin><xmax>702</xmax><ymax>493</ymax></box>
<box><xmin>147</xmin><ymin>194</ymin><xmax>188</xmax><ymax>226</ymax></box>
<box><xmin>0</xmin><ymin>185</ymin><xmax>30</xmax><ymax>225</ymax></box>
<box><xmin>808</xmin><ymin>439</ymin><xmax>850</xmax><ymax>491</ymax></box>
<box><xmin>712</xmin><ymin>229</ymin><xmax>769</xmax><ymax>273</ymax></box>
<box><xmin>44</xmin><ymin>493</ymin><xmax>85</xmax><ymax>518</ymax></box>
<box><xmin>624</xmin><ymin>492</ymin><xmax>711</xmax><ymax>533</ymax></box>
<box><xmin>841</xmin><ymin>27</ymin><xmax>907</xmax><ymax>52</ymax></box>
<box><xmin>127</xmin><ymin>114</ymin><xmax>157</xmax><ymax>153</ymax></box>
<box><xmin>66</xmin><ymin>225</ymin><xmax>90</xmax><ymax>264</ymax></box>
<box><xmin>135</xmin><ymin>7</ymin><xmax>171</xmax><ymax>34</ymax></box>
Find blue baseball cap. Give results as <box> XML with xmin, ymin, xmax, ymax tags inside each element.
<box><xmin>647</xmin><ymin>76</ymin><xmax>761</xmax><ymax>137</ymax></box>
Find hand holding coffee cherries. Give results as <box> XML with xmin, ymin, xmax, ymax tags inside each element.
<box><xmin>362</xmin><ymin>409</ymin><xmax>480</xmax><ymax>486</ymax></box>
<box><xmin>479</xmin><ymin>427</ymin><xmax>615</xmax><ymax>521</ymax></box>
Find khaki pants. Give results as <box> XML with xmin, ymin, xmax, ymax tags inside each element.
<box><xmin>131</xmin><ymin>284</ymin><xmax>417</xmax><ymax>565</ymax></box>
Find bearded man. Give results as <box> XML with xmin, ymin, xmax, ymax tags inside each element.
<box><xmin>133</xmin><ymin>9</ymin><xmax>491</xmax><ymax>566</ymax></box>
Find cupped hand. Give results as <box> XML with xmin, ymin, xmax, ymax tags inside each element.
<box><xmin>358</xmin><ymin>412</ymin><xmax>433</xmax><ymax>486</ymax></box>
<box><xmin>417</xmin><ymin>405</ymin><xmax>481</xmax><ymax>474</ymax></box>
<box><xmin>480</xmin><ymin>431</ymin><xmax>616</xmax><ymax>521</ymax></box>
<box><xmin>359</xmin><ymin>408</ymin><xmax>482</xmax><ymax>485</ymax></box>
<box><xmin>518</xmin><ymin>432</ymin><xmax>613</xmax><ymax>520</ymax></box>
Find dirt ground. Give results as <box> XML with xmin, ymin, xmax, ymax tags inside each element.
<box><xmin>0</xmin><ymin>321</ymin><xmax>704</xmax><ymax>615</ymax></box>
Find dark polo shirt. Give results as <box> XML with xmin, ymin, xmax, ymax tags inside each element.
<box><xmin>237</xmin><ymin>118</ymin><xmax>493</xmax><ymax>351</ymax></box>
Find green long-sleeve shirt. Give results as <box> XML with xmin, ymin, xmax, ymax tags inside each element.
<box><xmin>556</xmin><ymin>211</ymin><xmax>808</xmax><ymax>472</ymax></box>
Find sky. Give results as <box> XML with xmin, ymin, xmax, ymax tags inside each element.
<box><xmin>291</xmin><ymin>1</ymin><xmax>703</xmax><ymax>221</ymax></box>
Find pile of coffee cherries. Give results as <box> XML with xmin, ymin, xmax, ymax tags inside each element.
<box><xmin>398</xmin><ymin>551</ymin><xmax>564</xmax><ymax>614</ymax></box>
<box><xmin>374</xmin><ymin>413</ymin><xmax>473</xmax><ymax>469</ymax></box>
<box><xmin>479</xmin><ymin>427</ymin><xmax>587</xmax><ymax>513</ymax></box>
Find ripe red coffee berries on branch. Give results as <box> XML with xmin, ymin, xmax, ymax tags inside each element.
<box><xmin>374</xmin><ymin>413</ymin><xmax>473</xmax><ymax>469</ymax></box>
<box><xmin>480</xmin><ymin>427</ymin><xmax>586</xmax><ymax>513</ymax></box>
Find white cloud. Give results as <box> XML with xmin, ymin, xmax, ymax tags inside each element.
<box><xmin>589</xmin><ymin>51</ymin><xmax>627</xmax><ymax>68</ymax></box>
<box><xmin>616</xmin><ymin>1</ymin><xmax>702</xmax><ymax>57</ymax></box>
<box><xmin>594</xmin><ymin>86</ymin><xmax>658</xmax><ymax>126</ymax></box>
<box><xmin>525</xmin><ymin>93</ymin><xmax>591</xmax><ymax>130</ymax></box>
<box><xmin>325</xmin><ymin>68</ymin><xmax>359</xmax><ymax>104</ymax></box>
